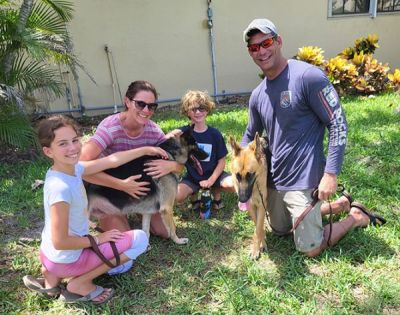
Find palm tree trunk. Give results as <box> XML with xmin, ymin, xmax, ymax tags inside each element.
<box><xmin>17</xmin><ymin>0</ymin><xmax>34</xmax><ymax>32</ymax></box>
<box><xmin>3</xmin><ymin>0</ymin><xmax>34</xmax><ymax>79</ymax></box>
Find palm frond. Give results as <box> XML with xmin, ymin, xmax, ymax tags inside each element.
<box><xmin>10</xmin><ymin>54</ymin><xmax>64</xmax><ymax>98</ymax></box>
<box><xmin>29</xmin><ymin>1</ymin><xmax>69</xmax><ymax>34</ymax></box>
<box><xmin>0</xmin><ymin>104</ymin><xmax>38</xmax><ymax>149</ymax></box>
<box><xmin>39</xmin><ymin>0</ymin><xmax>73</xmax><ymax>21</ymax></box>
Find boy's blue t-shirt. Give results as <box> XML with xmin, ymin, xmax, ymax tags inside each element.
<box><xmin>180</xmin><ymin>125</ymin><xmax>228</xmax><ymax>182</ymax></box>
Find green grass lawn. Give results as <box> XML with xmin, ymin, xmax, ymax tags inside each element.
<box><xmin>0</xmin><ymin>93</ymin><xmax>399</xmax><ymax>314</ymax></box>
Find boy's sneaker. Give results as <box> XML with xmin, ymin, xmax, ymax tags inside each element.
<box><xmin>200</xmin><ymin>207</ymin><xmax>211</xmax><ymax>220</ymax></box>
<box><xmin>213</xmin><ymin>199</ymin><xmax>224</xmax><ymax>210</ymax></box>
<box><xmin>188</xmin><ymin>200</ymin><xmax>201</xmax><ymax>212</ymax></box>
<box><xmin>107</xmin><ymin>260</ymin><xmax>133</xmax><ymax>276</ymax></box>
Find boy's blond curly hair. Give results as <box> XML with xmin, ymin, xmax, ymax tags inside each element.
<box><xmin>180</xmin><ymin>90</ymin><xmax>215</xmax><ymax>118</ymax></box>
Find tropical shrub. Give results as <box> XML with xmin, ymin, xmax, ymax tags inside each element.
<box><xmin>294</xmin><ymin>34</ymin><xmax>393</xmax><ymax>96</ymax></box>
<box><xmin>388</xmin><ymin>68</ymin><xmax>400</xmax><ymax>92</ymax></box>
<box><xmin>295</xmin><ymin>46</ymin><xmax>325</xmax><ymax>67</ymax></box>
<box><xmin>0</xmin><ymin>0</ymin><xmax>77</xmax><ymax>149</ymax></box>
<box><xmin>324</xmin><ymin>56</ymin><xmax>358</xmax><ymax>95</ymax></box>
<box><xmin>352</xmin><ymin>54</ymin><xmax>390</xmax><ymax>94</ymax></box>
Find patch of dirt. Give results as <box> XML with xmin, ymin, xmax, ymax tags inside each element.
<box><xmin>0</xmin><ymin>147</ymin><xmax>39</xmax><ymax>164</ymax></box>
<box><xmin>0</xmin><ymin>214</ymin><xmax>43</xmax><ymax>243</ymax></box>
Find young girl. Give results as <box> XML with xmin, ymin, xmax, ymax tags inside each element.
<box><xmin>175</xmin><ymin>90</ymin><xmax>234</xmax><ymax>219</ymax></box>
<box><xmin>23</xmin><ymin>115</ymin><xmax>168</xmax><ymax>304</ymax></box>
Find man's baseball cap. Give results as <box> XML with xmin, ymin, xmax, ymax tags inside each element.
<box><xmin>243</xmin><ymin>18</ymin><xmax>277</xmax><ymax>43</ymax></box>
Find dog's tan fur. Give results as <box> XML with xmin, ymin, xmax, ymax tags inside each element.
<box><xmin>229</xmin><ymin>133</ymin><xmax>268</xmax><ymax>259</ymax></box>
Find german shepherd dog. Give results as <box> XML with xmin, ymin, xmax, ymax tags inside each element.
<box><xmin>229</xmin><ymin>133</ymin><xmax>268</xmax><ymax>259</ymax></box>
<box><xmin>86</xmin><ymin>127</ymin><xmax>208</xmax><ymax>245</ymax></box>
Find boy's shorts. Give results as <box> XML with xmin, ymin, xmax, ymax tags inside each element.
<box><xmin>267</xmin><ymin>188</ymin><xmax>324</xmax><ymax>253</ymax></box>
<box><xmin>180</xmin><ymin>171</ymin><xmax>230</xmax><ymax>194</ymax></box>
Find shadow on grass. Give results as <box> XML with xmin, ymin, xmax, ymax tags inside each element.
<box><xmin>265</xmin><ymin>222</ymin><xmax>395</xmax><ymax>284</ymax></box>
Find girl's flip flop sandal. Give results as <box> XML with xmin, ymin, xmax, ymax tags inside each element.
<box><xmin>23</xmin><ymin>275</ymin><xmax>61</xmax><ymax>297</ymax></box>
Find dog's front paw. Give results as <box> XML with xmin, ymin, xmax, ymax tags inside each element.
<box><xmin>261</xmin><ymin>241</ymin><xmax>267</xmax><ymax>252</ymax></box>
<box><xmin>249</xmin><ymin>248</ymin><xmax>261</xmax><ymax>260</ymax></box>
<box><xmin>173</xmin><ymin>237</ymin><xmax>189</xmax><ymax>245</ymax></box>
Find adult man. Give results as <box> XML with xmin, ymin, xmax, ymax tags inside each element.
<box><xmin>241</xmin><ymin>18</ymin><xmax>385</xmax><ymax>257</ymax></box>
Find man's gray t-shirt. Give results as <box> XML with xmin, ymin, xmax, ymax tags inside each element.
<box><xmin>241</xmin><ymin>60</ymin><xmax>347</xmax><ymax>190</ymax></box>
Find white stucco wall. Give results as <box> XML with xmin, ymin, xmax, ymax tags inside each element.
<box><xmin>49</xmin><ymin>0</ymin><xmax>400</xmax><ymax>114</ymax></box>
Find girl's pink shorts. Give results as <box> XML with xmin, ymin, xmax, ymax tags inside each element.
<box><xmin>40</xmin><ymin>231</ymin><xmax>133</xmax><ymax>278</ymax></box>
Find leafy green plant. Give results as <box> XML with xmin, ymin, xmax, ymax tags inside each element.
<box><xmin>0</xmin><ymin>0</ymin><xmax>82</xmax><ymax>150</ymax></box>
<box><xmin>0</xmin><ymin>0</ymin><xmax>75</xmax><ymax>106</ymax></box>
<box><xmin>0</xmin><ymin>104</ymin><xmax>38</xmax><ymax>149</ymax></box>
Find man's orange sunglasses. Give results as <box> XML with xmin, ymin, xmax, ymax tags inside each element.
<box><xmin>247</xmin><ymin>36</ymin><xmax>277</xmax><ymax>53</ymax></box>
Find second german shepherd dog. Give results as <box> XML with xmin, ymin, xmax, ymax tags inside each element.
<box><xmin>229</xmin><ymin>133</ymin><xmax>268</xmax><ymax>259</ymax></box>
<box><xmin>86</xmin><ymin>127</ymin><xmax>208</xmax><ymax>245</ymax></box>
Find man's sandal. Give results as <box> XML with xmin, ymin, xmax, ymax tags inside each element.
<box><xmin>351</xmin><ymin>201</ymin><xmax>387</xmax><ymax>226</ymax></box>
<box><xmin>23</xmin><ymin>275</ymin><xmax>61</xmax><ymax>297</ymax></box>
<box><xmin>341</xmin><ymin>190</ymin><xmax>354</xmax><ymax>205</ymax></box>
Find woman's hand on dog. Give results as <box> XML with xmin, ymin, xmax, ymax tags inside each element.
<box><xmin>144</xmin><ymin>160</ymin><xmax>181</xmax><ymax>179</ymax></box>
<box><xmin>121</xmin><ymin>175</ymin><xmax>151</xmax><ymax>199</ymax></box>
<box><xmin>165</xmin><ymin>129</ymin><xmax>183</xmax><ymax>138</ymax></box>
<box><xmin>97</xmin><ymin>229</ymin><xmax>125</xmax><ymax>244</ymax></box>
<box><xmin>144</xmin><ymin>147</ymin><xmax>169</xmax><ymax>159</ymax></box>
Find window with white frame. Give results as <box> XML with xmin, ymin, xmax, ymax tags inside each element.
<box><xmin>329</xmin><ymin>0</ymin><xmax>400</xmax><ymax>16</ymax></box>
<box><xmin>377</xmin><ymin>0</ymin><xmax>400</xmax><ymax>12</ymax></box>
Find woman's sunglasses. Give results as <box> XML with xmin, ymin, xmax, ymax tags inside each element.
<box><xmin>247</xmin><ymin>36</ymin><xmax>277</xmax><ymax>53</ymax></box>
<box><xmin>132</xmin><ymin>99</ymin><xmax>158</xmax><ymax>112</ymax></box>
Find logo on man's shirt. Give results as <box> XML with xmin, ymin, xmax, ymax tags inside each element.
<box><xmin>321</xmin><ymin>85</ymin><xmax>338</xmax><ymax>108</ymax></box>
<box><xmin>198</xmin><ymin>143</ymin><xmax>212</xmax><ymax>162</ymax></box>
<box><xmin>280</xmin><ymin>91</ymin><xmax>292</xmax><ymax>108</ymax></box>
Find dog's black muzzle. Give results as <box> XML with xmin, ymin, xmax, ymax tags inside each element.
<box><xmin>237</xmin><ymin>173</ymin><xmax>257</xmax><ymax>203</ymax></box>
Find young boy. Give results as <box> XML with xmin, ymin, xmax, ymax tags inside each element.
<box><xmin>175</xmin><ymin>90</ymin><xmax>234</xmax><ymax>218</ymax></box>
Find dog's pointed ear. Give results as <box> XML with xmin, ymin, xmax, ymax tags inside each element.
<box><xmin>248</xmin><ymin>132</ymin><xmax>259</xmax><ymax>153</ymax></box>
<box><xmin>249</xmin><ymin>132</ymin><xmax>265</xmax><ymax>160</ymax></box>
<box><xmin>179</xmin><ymin>125</ymin><xmax>193</xmax><ymax>142</ymax></box>
<box><xmin>229</xmin><ymin>136</ymin><xmax>241</xmax><ymax>157</ymax></box>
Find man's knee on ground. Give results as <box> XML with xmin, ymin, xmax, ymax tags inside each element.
<box><xmin>303</xmin><ymin>245</ymin><xmax>322</xmax><ymax>258</ymax></box>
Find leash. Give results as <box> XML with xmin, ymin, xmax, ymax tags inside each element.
<box><xmin>256</xmin><ymin>183</ymin><xmax>338</xmax><ymax>245</ymax></box>
<box><xmin>290</xmin><ymin>189</ymin><xmax>319</xmax><ymax>233</ymax></box>
<box><xmin>256</xmin><ymin>183</ymin><xmax>318</xmax><ymax>235</ymax></box>
<box><xmin>85</xmin><ymin>226</ymin><xmax>121</xmax><ymax>268</ymax></box>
